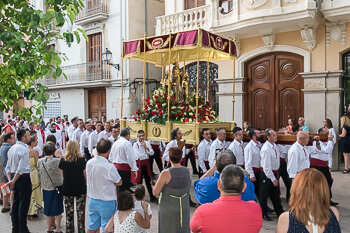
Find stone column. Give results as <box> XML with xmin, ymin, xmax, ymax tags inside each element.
<box><xmin>301</xmin><ymin>70</ymin><xmax>344</xmax><ymax>170</ymax></box>
<box><xmin>216</xmin><ymin>76</ymin><xmax>245</xmax><ymax>127</ymax></box>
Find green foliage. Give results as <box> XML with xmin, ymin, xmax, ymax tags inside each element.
<box><xmin>0</xmin><ymin>0</ymin><xmax>85</xmax><ymax>122</ymax></box>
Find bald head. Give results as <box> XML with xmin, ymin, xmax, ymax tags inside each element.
<box><xmin>297</xmin><ymin>131</ymin><xmax>309</xmax><ymax>146</ymax></box>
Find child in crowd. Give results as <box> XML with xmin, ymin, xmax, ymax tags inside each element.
<box><xmin>134</xmin><ymin>185</ymin><xmax>152</xmax><ymax>233</ymax></box>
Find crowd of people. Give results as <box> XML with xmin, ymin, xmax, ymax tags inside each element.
<box><xmin>0</xmin><ymin>114</ymin><xmax>345</xmax><ymax>233</ymax></box>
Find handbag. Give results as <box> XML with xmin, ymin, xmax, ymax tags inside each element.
<box><xmin>41</xmin><ymin>159</ymin><xmax>63</xmax><ymax>195</ymax></box>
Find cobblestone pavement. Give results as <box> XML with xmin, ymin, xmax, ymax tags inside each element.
<box><xmin>0</xmin><ymin>171</ymin><xmax>349</xmax><ymax>233</ymax></box>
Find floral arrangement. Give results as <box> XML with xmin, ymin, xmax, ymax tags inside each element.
<box><xmin>135</xmin><ymin>87</ymin><xmax>217</xmax><ymax>124</ymax></box>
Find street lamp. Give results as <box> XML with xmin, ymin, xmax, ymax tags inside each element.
<box><xmin>102</xmin><ymin>48</ymin><xmax>120</xmax><ymax>71</ymax></box>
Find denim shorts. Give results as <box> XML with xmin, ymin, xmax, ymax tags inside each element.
<box><xmin>88</xmin><ymin>198</ymin><xmax>117</xmax><ymax>231</ymax></box>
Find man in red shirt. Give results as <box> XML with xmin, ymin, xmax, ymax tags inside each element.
<box><xmin>190</xmin><ymin>164</ymin><xmax>262</xmax><ymax>233</ymax></box>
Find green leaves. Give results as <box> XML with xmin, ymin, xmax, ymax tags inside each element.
<box><xmin>0</xmin><ymin>0</ymin><xmax>85</xmax><ymax>119</ymax></box>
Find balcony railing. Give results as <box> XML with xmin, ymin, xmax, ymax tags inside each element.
<box><xmin>75</xmin><ymin>0</ymin><xmax>109</xmax><ymax>26</ymax></box>
<box><xmin>38</xmin><ymin>61</ymin><xmax>111</xmax><ymax>86</ymax></box>
<box><xmin>156</xmin><ymin>5</ymin><xmax>211</xmax><ymax>35</ymax></box>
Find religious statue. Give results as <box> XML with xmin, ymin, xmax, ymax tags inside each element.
<box><xmin>161</xmin><ymin>60</ymin><xmax>190</xmax><ymax>104</ymax></box>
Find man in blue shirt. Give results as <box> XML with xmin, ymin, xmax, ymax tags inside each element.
<box><xmin>194</xmin><ymin>149</ymin><xmax>255</xmax><ymax>205</ymax></box>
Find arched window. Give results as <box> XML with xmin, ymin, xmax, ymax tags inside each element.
<box><xmin>219</xmin><ymin>0</ymin><xmax>233</xmax><ymax>14</ymax></box>
<box><xmin>185</xmin><ymin>0</ymin><xmax>206</xmax><ymax>10</ymax></box>
<box><xmin>181</xmin><ymin>61</ymin><xmax>219</xmax><ymax>113</ymax></box>
<box><xmin>343</xmin><ymin>51</ymin><xmax>350</xmax><ymax>114</ymax></box>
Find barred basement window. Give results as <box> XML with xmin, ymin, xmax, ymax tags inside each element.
<box><xmin>43</xmin><ymin>101</ymin><xmax>61</xmax><ymax>120</ymax></box>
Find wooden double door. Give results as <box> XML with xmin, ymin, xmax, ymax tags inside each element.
<box><xmin>88</xmin><ymin>88</ymin><xmax>106</xmax><ymax>120</ymax></box>
<box><xmin>244</xmin><ymin>53</ymin><xmax>304</xmax><ymax>130</ymax></box>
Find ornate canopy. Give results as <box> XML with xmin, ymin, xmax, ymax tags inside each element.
<box><xmin>123</xmin><ymin>28</ymin><xmax>237</xmax><ymax>66</ymax></box>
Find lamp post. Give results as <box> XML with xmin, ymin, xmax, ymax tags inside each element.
<box><xmin>102</xmin><ymin>48</ymin><xmax>120</xmax><ymax>70</ymax></box>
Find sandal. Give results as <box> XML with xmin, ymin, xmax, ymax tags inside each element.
<box><xmin>342</xmin><ymin>169</ymin><xmax>349</xmax><ymax>174</ymax></box>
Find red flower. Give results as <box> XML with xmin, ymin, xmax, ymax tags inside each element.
<box><xmin>191</xmin><ymin>115</ymin><xmax>195</xmax><ymax>119</ymax></box>
<box><xmin>197</xmin><ymin>120</ymin><xmax>201</xmax><ymax>123</ymax></box>
<box><xmin>158</xmin><ymin>108</ymin><xmax>162</xmax><ymax>112</ymax></box>
<box><xmin>142</xmin><ymin>115</ymin><xmax>145</xmax><ymax>119</ymax></box>
<box><xmin>180</xmin><ymin>103</ymin><xmax>184</xmax><ymax>107</ymax></box>
<box><xmin>159</xmin><ymin>112</ymin><xmax>163</xmax><ymax>116</ymax></box>
<box><xmin>169</xmin><ymin>114</ymin><xmax>172</xmax><ymax>118</ymax></box>
<box><xmin>176</xmin><ymin>113</ymin><xmax>179</xmax><ymax>117</ymax></box>
<box><xmin>146</xmin><ymin>101</ymin><xmax>150</xmax><ymax>105</ymax></box>
<box><xmin>185</xmin><ymin>118</ymin><xmax>189</xmax><ymax>122</ymax></box>
<box><xmin>145</xmin><ymin>110</ymin><xmax>149</xmax><ymax>114</ymax></box>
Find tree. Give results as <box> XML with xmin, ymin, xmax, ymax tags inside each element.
<box><xmin>0</xmin><ymin>0</ymin><xmax>87</xmax><ymax>121</ymax></box>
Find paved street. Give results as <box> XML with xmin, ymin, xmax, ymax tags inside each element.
<box><xmin>0</xmin><ymin>171</ymin><xmax>349</xmax><ymax>233</ymax></box>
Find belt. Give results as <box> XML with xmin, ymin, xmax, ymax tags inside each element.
<box><xmin>310</xmin><ymin>158</ymin><xmax>328</xmax><ymax>167</ymax></box>
<box><xmin>170</xmin><ymin>193</ymin><xmax>187</xmax><ymax>228</ymax></box>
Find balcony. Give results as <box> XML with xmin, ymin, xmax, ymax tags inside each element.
<box><xmin>156</xmin><ymin>0</ymin><xmax>322</xmax><ymax>38</ymax></box>
<box><xmin>75</xmin><ymin>0</ymin><xmax>109</xmax><ymax>26</ymax></box>
<box><xmin>155</xmin><ymin>5</ymin><xmax>211</xmax><ymax>35</ymax></box>
<box><xmin>38</xmin><ymin>61</ymin><xmax>111</xmax><ymax>89</ymax></box>
<box><xmin>321</xmin><ymin>0</ymin><xmax>350</xmax><ymax>22</ymax></box>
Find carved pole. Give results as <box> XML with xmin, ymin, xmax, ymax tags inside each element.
<box><xmin>121</xmin><ymin>38</ymin><xmax>124</xmax><ymax>119</ymax></box>
<box><xmin>143</xmin><ymin>33</ymin><xmax>146</xmax><ymax>108</ymax></box>
<box><xmin>196</xmin><ymin>29</ymin><xmax>201</xmax><ymax>123</ymax></box>
<box><xmin>167</xmin><ymin>32</ymin><xmax>172</xmax><ymax>122</ymax></box>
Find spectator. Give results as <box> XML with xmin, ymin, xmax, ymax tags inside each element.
<box><xmin>190</xmin><ymin>165</ymin><xmax>262</xmax><ymax>233</ymax></box>
<box><xmin>286</xmin><ymin>118</ymin><xmax>294</xmax><ymax>134</ymax></box>
<box><xmin>0</xmin><ymin>132</ymin><xmax>15</xmax><ymax>212</ymax></box>
<box><xmin>38</xmin><ymin>141</ymin><xmax>64</xmax><ymax>233</ymax></box>
<box><xmin>134</xmin><ymin>185</ymin><xmax>153</xmax><ymax>233</ymax></box>
<box><xmin>45</xmin><ymin>135</ymin><xmax>63</xmax><ymax>159</ymax></box>
<box><xmin>194</xmin><ymin>149</ymin><xmax>255</xmax><ymax>205</ymax></box>
<box><xmin>27</xmin><ymin>133</ymin><xmax>43</xmax><ymax>217</ymax></box>
<box><xmin>86</xmin><ymin>139</ymin><xmax>122</xmax><ymax>233</ymax></box>
<box><xmin>323</xmin><ymin>118</ymin><xmax>337</xmax><ymax>145</ymax></box>
<box><xmin>104</xmin><ymin>191</ymin><xmax>150</xmax><ymax>232</ymax></box>
<box><xmin>298</xmin><ymin>117</ymin><xmax>309</xmax><ymax>132</ymax></box>
<box><xmin>276</xmin><ymin>168</ymin><xmax>341</xmax><ymax>233</ymax></box>
<box><xmin>153</xmin><ymin>147</ymin><xmax>191</xmax><ymax>233</ymax></box>
<box><xmin>59</xmin><ymin>140</ymin><xmax>87</xmax><ymax>233</ymax></box>
<box><xmin>5</xmin><ymin>129</ymin><xmax>31</xmax><ymax>233</ymax></box>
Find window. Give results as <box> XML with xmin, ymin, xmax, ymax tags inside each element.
<box><xmin>343</xmin><ymin>51</ymin><xmax>350</xmax><ymax>114</ymax></box>
<box><xmin>219</xmin><ymin>0</ymin><xmax>233</xmax><ymax>14</ymax></box>
<box><xmin>43</xmin><ymin>101</ymin><xmax>61</xmax><ymax>120</ymax></box>
<box><xmin>185</xmin><ymin>0</ymin><xmax>206</xmax><ymax>10</ymax></box>
<box><xmin>182</xmin><ymin>61</ymin><xmax>219</xmax><ymax>114</ymax></box>
<box><xmin>88</xmin><ymin>33</ymin><xmax>102</xmax><ymax>63</ymax></box>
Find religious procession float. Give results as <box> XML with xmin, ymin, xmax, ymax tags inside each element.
<box><xmin>119</xmin><ymin>28</ymin><xmax>327</xmax><ymax>145</ymax></box>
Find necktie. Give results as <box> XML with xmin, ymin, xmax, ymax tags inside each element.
<box><xmin>240</xmin><ymin>143</ymin><xmax>244</xmax><ymax>153</ymax></box>
<box><xmin>221</xmin><ymin>142</ymin><xmax>225</xmax><ymax>148</ymax></box>
<box><xmin>272</xmin><ymin>147</ymin><xmax>278</xmax><ymax>159</ymax></box>
<box><xmin>256</xmin><ymin>144</ymin><xmax>261</xmax><ymax>150</ymax></box>
<box><xmin>303</xmin><ymin>148</ymin><xmax>308</xmax><ymax>160</ymax></box>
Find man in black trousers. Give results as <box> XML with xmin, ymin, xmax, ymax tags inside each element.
<box><xmin>6</xmin><ymin>129</ymin><xmax>32</xmax><ymax>233</ymax></box>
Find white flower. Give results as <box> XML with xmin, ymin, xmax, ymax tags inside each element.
<box><xmin>188</xmin><ymin>119</ymin><xmax>193</xmax><ymax>123</ymax></box>
<box><xmin>162</xmin><ymin>103</ymin><xmax>166</xmax><ymax>107</ymax></box>
<box><xmin>189</xmin><ymin>112</ymin><xmax>193</xmax><ymax>116</ymax></box>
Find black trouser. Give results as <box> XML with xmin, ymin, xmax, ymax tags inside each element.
<box><xmin>259</xmin><ymin>171</ymin><xmax>284</xmax><ymax>217</ymax></box>
<box><xmin>84</xmin><ymin>148</ymin><xmax>92</xmax><ymax>161</ymax></box>
<box><xmin>12</xmin><ymin>174</ymin><xmax>32</xmax><ymax>233</ymax></box>
<box><xmin>185</xmin><ymin>151</ymin><xmax>198</xmax><ymax>174</ymax></box>
<box><xmin>311</xmin><ymin>165</ymin><xmax>333</xmax><ymax>198</ymax></box>
<box><xmin>198</xmin><ymin>163</ymin><xmax>210</xmax><ymax>178</ymax></box>
<box><xmin>118</xmin><ymin>170</ymin><xmax>132</xmax><ymax>193</ymax></box>
<box><xmin>252</xmin><ymin>170</ymin><xmax>260</xmax><ymax>202</ymax></box>
<box><xmin>149</xmin><ymin>148</ymin><xmax>163</xmax><ymax>175</ymax></box>
<box><xmin>279</xmin><ymin>159</ymin><xmax>291</xmax><ymax>201</ymax></box>
<box><xmin>139</xmin><ymin>163</ymin><xmax>156</xmax><ymax>199</ymax></box>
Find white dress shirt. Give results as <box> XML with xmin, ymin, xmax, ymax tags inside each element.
<box><xmin>88</xmin><ymin>130</ymin><xmax>100</xmax><ymax>154</ymax></box>
<box><xmin>287</xmin><ymin>142</ymin><xmax>319</xmax><ymax>179</ymax></box>
<box><xmin>228</xmin><ymin>139</ymin><xmax>245</xmax><ymax>166</ymax></box>
<box><xmin>97</xmin><ymin>130</ymin><xmax>111</xmax><ymax>142</ymax></box>
<box><xmin>329</xmin><ymin>128</ymin><xmax>337</xmax><ymax>145</ymax></box>
<box><xmin>208</xmin><ymin>138</ymin><xmax>227</xmax><ymax>167</ymax></box>
<box><xmin>133</xmin><ymin>140</ymin><xmax>154</xmax><ymax>160</ymax></box>
<box><xmin>72</xmin><ymin>128</ymin><xmax>85</xmax><ymax>142</ymax></box>
<box><xmin>86</xmin><ymin>155</ymin><xmax>121</xmax><ymax>201</ymax></box>
<box><xmin>244</xmin><ymin>140</ymin><xmax>262</xmax><ymax>178</ymax></box>
<box><xmin>45</xmin><ymin>129</ymin><xmax>62</xmax><ymax>149</ymax></box>
<box><xmin>109</xmin><ymin>136</ymin><xmax>138</xmax><ymax>172</ymax></box>
<box><xmin>108</xmin><ymin>135</ymin><xmax>118</xmax><ymax>144</ymax></box>
<box><xmin>260</xmin><ymin>141</ymin><xmax>280</xmax><ymax>182</ymax></box>
<box><xmin>5</xmin><ymin>141</ymin><xmax>30</xmax><ymax>174</ymax></box>
<box><xmin>197</xmin><ymin>139</ymin><xmax>212</xmax><ymax>172</ymax></box>
<box><xmin>310</xmin><ymin>141</ymin><xmax>334</xmax><ymax>168</ymax></box>
<box><xmin>80</xmin><ymin>130</ymin><xmax>92</xmax><ymax>155</ymax></box>
<box><xmin>276</xmin><ymin>144</ymin><xmax>291</xmax><ymax>159</ymax></box>
<box><xmin>163</xmin><ymin>139</ymin><xmax>186</xmax><ymax>162</ymax></box>
<box><xmin>67</xmin><ymin>125</ymin><xmax>76</xmax><ymax>140</ymax></box>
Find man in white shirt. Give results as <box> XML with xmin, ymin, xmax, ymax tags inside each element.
<box><xmin>244</xmin><ymin>129</ymin><xmax>262</xmax><ymax>199</ymax></box>
<box><xmin>208</xmin><ymin>128</ymin><xmax>227</xmax><ymax>167</ymax></box>
<box><xmin>45</xmin><ymin>123</ymin><xmax>62</xmax><ymax>150</ymax></box>
<box><xmin>97</xmin><ymin>123</ymin><xmax>111</xmax><ymax>142</ymax></box>
<box><xmin>259</xmin><ymin>128</ymin><xmax>284</xmax><ymax>221</ymax></box>
<box><xmin>148</xmin><ymin>140</ymin><xmax>164</xmax><ymax>176</ymax></box>
<box><xmin>67</xmin><ymin>116</ymin><xmax>78</xmax><ymax>140</ymax></box>
<box><xmin>228</xmin><ymin>127</ymin><xmax>245</xmax><ymax>168</ymax></box>
<box><xmin>108</xmin><ymin>125</ymin><xmax>120</xmax><ymax>143</ymax></box>
<box><xmin>88</xmin><ymin>121</ymin><xmax>102</xmax><ymax>155</ymax></box>
<box><xmin>163</xmin><ymin>128</ymin><xmax>187</xmax><ymax>168</ymax></box>
<box><xmin>132</xmin><ymin>130</ymin><xmax>157</xmax><ymax>202</ymax></box>
<box><xmin>34</xmin><ymin>123</ymin><xmax>45</xmax><ymax>151</ymax></box>
<box><xmin>109</xmin><ymin>127</ymin><xmax>138</xmax><ymax>193</ymax></box>
<box><xmin>86</xmin><ymin>139</ymin><xmax>122</xmax><ymax>233</ymax></box>
<box><xmin>287</xmin><ymin>131</ymin><xmax>320</xmax><ymax>179</ymax></box>
<box><xmin>80</xmin><ymin>121</ymin><xmax>93</xmax><ymax>160</ymax></box>
<box><xmin>55</xmin><ymin>116</ymin><xmax>66</xmax><ymax>151</ymax></box>
<box><xmin>71</xmin><ymin>119</ymin><xmax>85</xmax><ymax>142</ymax></box>
<box><xmin>197</xmin><ymin>128</ymin><xmax>212</xmax><ymax>177</ymax></box>
<box><xmin>310</xmin><ymin>128</ymin><xmax>338</xmax><ymax>206</ymax></box>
